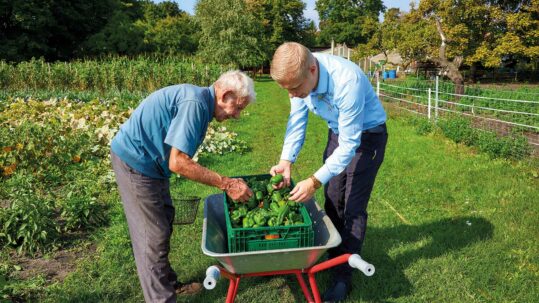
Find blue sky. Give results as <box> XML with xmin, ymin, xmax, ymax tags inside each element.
<box><xmin>157</xmin><ymin>0</ymin><xmax>414</xmax><ymax>26</ymax></box>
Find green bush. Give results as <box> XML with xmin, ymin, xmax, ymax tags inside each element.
<box><xmin>59</xmin><ymin>194</ymin><xmax>107</xmax><ymax>233</ymax></box>
<box><xmin>476</xmin><ymin>131</ymin><xmax>532</xmax><ymax>160</ymax></box>
<box><xmin>0</xmin><ymin>178</ymin><xmax>58</xmax><ymax>255</ymax></box>
<box><xmin>57</xmin><ymin>167</ymin><xmax>110</xmax><ymax>232</ymax></box>
<box><xmin>405</xmin><ymin>114</ymin><xmax>532</xmax><ymax>160</ymax></box>
<box><xmin>410</xmin><ymin>116</ymin><xmax>434</xmax><ymax>135</ymax></box>
<box><xmin>437</xmin><ymin>116</ymin><xmax>477</xmax><ymax>145</ymax></box>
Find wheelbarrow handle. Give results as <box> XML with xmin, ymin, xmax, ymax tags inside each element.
<box><xmin>348</xmin><ymin>254</ymin><xmax>375</xmax><ymax>276</ymax></box>
<box><xmin>204</xmin><ymin>266</ymin><xmax>221</xmax><ymax>290</ymax></box>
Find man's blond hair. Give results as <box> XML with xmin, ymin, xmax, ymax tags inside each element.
<box><xmin>270</xmin><ymin>42</ymin><xmax>314</xmax><ymax>83</ymax></box>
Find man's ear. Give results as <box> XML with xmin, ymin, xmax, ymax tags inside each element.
<box><xmin>222</xmin><ymin>90</ymin><xmax>237</xmax><ymax>103</ymax></box>
<box><xmin>309</xmin><ymin>62</ymin><xmax>317</xmax><ymax>75</ymax></box>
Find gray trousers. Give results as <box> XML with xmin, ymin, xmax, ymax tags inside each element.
<box><xmin>111</xmin><ymin>151</ymin><xmax>178</xmax><ymax>303</ymax></box>
<box><xmin>324</xmin><ymin>125</ymin><xmax>388</xmax><ymax>282</ymax></box>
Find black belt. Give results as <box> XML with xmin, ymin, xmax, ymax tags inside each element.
<box><xmin>363</xmin><ymin>123</ymin><xmax>386</xmax><ymax>134</ymax></box>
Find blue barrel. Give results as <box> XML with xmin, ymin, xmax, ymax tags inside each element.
<box><xmin>383</xmin><ymin>71</ymin><xmax>389</xmax><ymax>79</ymax></box>
<box><xmin>388</xmin><ymin>70</ymin><xmax>397</xmax><ymax>79</ymax></box>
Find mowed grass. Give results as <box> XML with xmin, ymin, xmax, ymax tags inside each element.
<box><xmin>44</xmin><ymin>78</ymin><xmax>538</xmax><ymax>302</ymax></box>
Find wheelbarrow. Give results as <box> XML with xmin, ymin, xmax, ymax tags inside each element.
<box><xmin>201</xmin><ymin>194</ymin><xmax>375</xmax><ymax>303</ymax></box>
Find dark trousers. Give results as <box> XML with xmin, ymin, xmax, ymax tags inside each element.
<box><xmin>324</xmin><ymin>126</ymin><xmax>388</xmax><ymax>282</ymax></box>
<box><xmin>111</xmin><ymin>151</ymin><xmax>178</xmax><ymax>303</ymax></box>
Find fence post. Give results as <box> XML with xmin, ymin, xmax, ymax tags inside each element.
<box><xmin>376</xmin><ymin>76</ymin><xmax>380</xmax><ymax>97</ymax></box>
<box><xmin>435</xmin><ymin>76</ymin><xmax>439</xmax><ymax>122</ymax></box>
<box><xmin>428</xmin><ymin>88</ymin><xmax>432</xmax><ymax>120</ymax></box>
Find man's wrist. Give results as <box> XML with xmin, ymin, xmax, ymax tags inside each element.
<box><xmin>279</xmin><ymin>159</ymin><xmax>293</xmax><ymax>167</ymax></box>
<box><xmin>310</xmin><ymin>175</ymin><xmax>322</xmax><ymax>189</ymax></box>
<box><xmin>219</xmin><ymin>176</ymin><xmax>231</xmax><ymax>191</ymax></box>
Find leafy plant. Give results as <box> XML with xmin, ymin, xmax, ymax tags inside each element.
<box><xmin>437</xmin><ymin>116</ymin><xmax>477</xmax><ymax>145</ymax></box>
<box><xmin>194</xmin><ymin>123</ymin><xmax>248</xmax><ymax>160</ymax></box>
<box><xmin>410</xmin><ymin>116</ymin><xmax>434</xmax><ymax>135</ymax></box>
<box><xmin>0</xmin><ymin>186</ymin><xmax>58</xmax><ymax>255</ymax></box>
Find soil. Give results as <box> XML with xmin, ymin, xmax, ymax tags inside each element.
<box><xmin>10</xmin><ymin>243</ymin><xmax>96</xmax><ymax>283</ymax></box>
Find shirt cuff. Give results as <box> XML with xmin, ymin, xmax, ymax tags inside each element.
<box><xmin>314</xmin><ymin>165</ymin><xmax>333</xmax><ymax>185</ymax></box>
<box><xmin>280</xmin><ymin>149</ymin><xmax>298</xmax><ymax>163</ymax></box>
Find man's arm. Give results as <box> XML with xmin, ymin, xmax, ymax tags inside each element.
<box><xmin>169</xmin><ymin>147</ymin><xmax>252</xmax><ymax>202</ymax></box>
<box><xmin>280</xmin><ymin>97</ymin><xmax>309</xmax><ymax>163</ymax></box>
<box><xmin>289</xmin><ymin>78</ymin><xmax>365</xmax><ymax>202</ymax></box>
<box><xmin>270</xmin><ymin>98</ymin><xmax>309</xmax><ymax>187</ymax></box>
<box><xmin>314</xmin><ymin>78</ymin><xmax>365</xmax><ymax>185</ymax></box>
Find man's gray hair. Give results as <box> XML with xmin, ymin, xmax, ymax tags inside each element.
<box><xmin>214</xmin><ymin>70</ymin><xmax>256</xmax><ymax>103</ymax></box>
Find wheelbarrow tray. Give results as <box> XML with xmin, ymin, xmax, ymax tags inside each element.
<box><xmin>201</xmin><ymin>194</ymin><xmax>342</xmax><ymax>274</ymax></box>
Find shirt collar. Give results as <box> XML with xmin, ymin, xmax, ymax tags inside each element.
<box><xmin>208</xmin><ymin>85</ymin><xmax>216</xmax><ymax>121</ymax></box>
<box><xmin>312</xmin><ymin>58</ymin><xmax>329</xmax><ymax>96</ymax></box>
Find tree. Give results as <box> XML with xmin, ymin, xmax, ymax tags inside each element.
<box><xmin>142</xmin><ymin>0</ymin><xmax>182</xmax><ymax>20</ymax></box>
<box><xmin>353</xmin><ymin>8</ymin><xmax>402</xmax><ymax>63</ymax></box>
<box><xmin>138</xmin><ymin>1</ymin><xmax>199</xmax><ymax>55</ymax></box>
<box><xmin>80</xmin><ymin>1</ymin><xmax>146</xmax><ymax>56</ymax></box>
<box><xmin>0</xmin><ymin>0</ymin><xmax>117</xmax><ymax>62</ymax></box>
<box><xmin>316</xmin><ymin>0</ymin><xmax>385</xmax><ymax>46</ymax></box>
<box><xmin>196</xmin><ymin>0</ymin><xmax>267</xmax><ymax>69</ymax></box>
<box><xmin>395</xmin><ymin>14</ymin><xmax>433</xmax><ymax>72</ymax></box>
<box><xmin>302</xmin><ymin>20</ymin><xmax>319</xmax><ymax>48</ymax></box>
<box><xmin>411</xmin><ymin>0</ymin><xmax>538</xmax><ymax>92</ymax></box>
<box><xmin>245</xmin><ymin>0</ymin><xmax>314</xmax><ymax>58</ymax></box>
<box><xmin>143</xmin><ymin>15</ymin><xmax>199</xmax><ymax>55</ymax></box>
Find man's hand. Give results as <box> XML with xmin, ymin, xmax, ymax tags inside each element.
<box><xmin>288</xmin><ymin>178</ymin><xmax>317</xmax><ymax>203</ymax></box>
<box><xmin>223</xmin><ymin>177</ymin><xmax>252</xmax><ymax>202</ymax></box>
<box><xmin>269</xmin><ymin>160</ymin><xmax>292</xmax><ymax>189</ymax></box>
<box><xmin>169</xmin><ymin>147</ymin><xmax>252</xmax><ymax>201</ymax></box>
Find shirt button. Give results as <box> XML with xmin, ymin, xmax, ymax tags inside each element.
<box><xmin>314</xmin><ymin>107</ymin><xmax>317</xmax><ymax>110</ymax></box>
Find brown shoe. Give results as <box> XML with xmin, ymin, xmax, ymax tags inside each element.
<box><xmin>175</xmin><ymin>282</ymin><xmax>203</xmax><ymax>295</ymax></box>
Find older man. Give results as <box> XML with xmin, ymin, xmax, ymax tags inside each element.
<box><xmin>269</xmin><ymin>42</ymin><xmax>388</xmax><ymax>302</ymax></box>
<box><xmin>111</xmin><ymin>70</ymin><xmax>255</xmax><ymax>303</ymax></box>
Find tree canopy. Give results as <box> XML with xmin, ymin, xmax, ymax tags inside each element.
<box><xmin>0</xmin><ymin>0</ymin><xmax>199</xmax><ymax>62</ymax></box>
<box><xmin>196</xmin><ymin>0</ymin><xmax>267</xmax><ymax>68</ymax></box>
<box><xmin>355</xmin><ymin>0</ymin><xmax>538</xmax><ymax>88</ymax></box>
<box><xmin>316</xmin><ymin>0</ymin><xmax>385</xmax><ymax>46</ymax></box>
<box><xmin>0</xmin><ymin>0</ymin><xmax>536</xmax><ymax>76</ymax></box>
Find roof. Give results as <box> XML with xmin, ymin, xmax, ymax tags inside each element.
<box><xmin>370</xmin><ymin>52</ymin><xmax>403</xmax><ymax>65</ymax></box>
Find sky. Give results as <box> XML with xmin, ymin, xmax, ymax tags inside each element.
<box><xmin>159</xmin><ymin>0</ymin><xmax>414</xmax><ymax>26</ymax></box>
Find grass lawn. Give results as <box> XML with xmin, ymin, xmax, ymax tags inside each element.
<box><xmin>44</xmin><ymin>78</ymin><xmax>538</xmax><ymax>302</ymax></box>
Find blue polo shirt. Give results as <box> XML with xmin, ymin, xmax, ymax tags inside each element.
<box><xmin>111</xmin><ymin>84</ymin><xmax>215</xmax><ymax>179</ymax></box>
<box><xmin>281</xmin><ymin>53</ymin><xmax>387</xmax><ymax>184</ymax></box>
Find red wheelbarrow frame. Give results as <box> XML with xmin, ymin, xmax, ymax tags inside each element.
<box><xmin>211</xmin><ymin>253</ymin><xmax>366</xmax><ymax>303</ymax></box>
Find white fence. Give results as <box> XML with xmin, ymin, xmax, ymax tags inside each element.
<box><xmin>375</xmin><ymin>77</ymin><xmax>539</xmax><ymax>148</ymax></box>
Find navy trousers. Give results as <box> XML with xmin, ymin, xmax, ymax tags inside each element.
<box><xmin>324</xmin><ymin>125</ymin><xmax>388</xmax><ymax>282</ymax></box>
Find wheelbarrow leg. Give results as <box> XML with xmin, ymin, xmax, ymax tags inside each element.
<box><xmin>306</xmin><ymin>254</ymin><xmax>353</xmax><ymax>303</ymax></box>
<box><xmin>226</xmin><ymin>276</ymin><xmax>240</xmax><ymax>303</ymax></box>
<box><xmin>232</xmin><ymin>277</ymin><xmax>241</xmax><ymax>302</ymax></box>
<box><xmin>295</xmin><ymin>272</ymin><xmax>314</xmax><ymax>303</ymax></box>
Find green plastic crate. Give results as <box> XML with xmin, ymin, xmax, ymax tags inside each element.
<box><xmin>224</xmin><ymin>174</ymin><xmax>314</xmax><ymax>253</ymax></box>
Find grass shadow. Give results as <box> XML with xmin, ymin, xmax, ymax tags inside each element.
<box><xmin>351</xmin><ymin>216</ymin><xmax>494</xmax><ymax>302</ymax></box>
<box><xmin>287</xmin><ymin>216</ymin><xmax>494</xmax><ymax>302</ymax></box>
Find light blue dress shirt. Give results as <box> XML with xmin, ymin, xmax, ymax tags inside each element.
<box><xmin>111</xmin><ymin>84</ymin><xmax>215</xmax><ymax>179</ymax></box>
<box><xmin>280</xmin><ymin>53</ymin><xmax>387</xmax><ymax>184</ymax></box>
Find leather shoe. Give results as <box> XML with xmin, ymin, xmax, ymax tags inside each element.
<box><xmin>322</xmin><ymin>280</ymin><xmax>350</xmax><ymax>302</ymax></box>
<box><xmin>175</xmin><ymin>281</ymin><xmax>202</xmax><ymax>295</ymax></box>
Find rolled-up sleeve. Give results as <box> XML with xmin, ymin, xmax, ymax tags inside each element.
<box><xmin>314</xmin><ymin>79</ymin><xmax>365</xmax><ymax>184</ymax></box>
<box><xmin>280</xmin><ymin>98</ymin><xmax>309</xmax><ymax>163</ymax></box>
